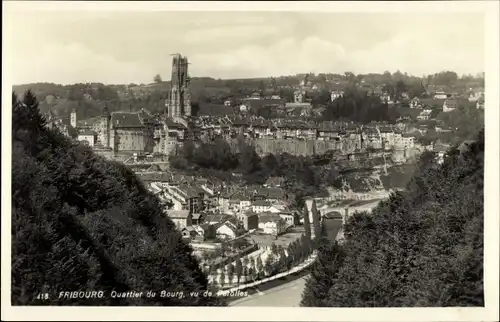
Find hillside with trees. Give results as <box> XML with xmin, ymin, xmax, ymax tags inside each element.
<box><xmin>301</xmin><ymin>129</ymin><xmax>484</xmax><ymax>307</ymax></box>
<box><xmin>322</xmin><ymin>86</ymin><xmax>399</xmax><ymax>124</ymax></box>
<box><xmin>13</xmin><ymin>71</ymin><xmax>484</xmax><ymax>121</ymax></box>
<box><xmin>11</xmin><ymin>91</ymin><xmax>225</xmax><ymax>306</ymax></box>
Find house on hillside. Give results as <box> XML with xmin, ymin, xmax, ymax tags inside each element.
<box><xmin>434</xmin><ymin>91</ymin><xmax>448</xmax><ymax>100</ymax></box>
<box><xmin>258</xmin><ymin>213</ymin><xmax>287</xmax><ymax>236</ymax></box>
<box><xmin>468</xmin><ymin>91</ymin><xmax>484</xmax><ymax>102</ymax></box>
<box><xmin>476</xmin><ymin>97</ymin><xmax>485</xmax><ymax>109</ymax></box>
<box><xmin>251</xmin><ymin>200</ymin><xmax>272</xmax><ymax>213</ymax></box>
<box><xmin>330</xmin><ymin>90</ymin><xmax>344</xmax><ymax>101</ymax></box>
<box><xmin>215</xmin><ymin>221</ymin><xmax>238</xmax><ymax>240</ymax></box>
<box><xmin>203</xmin><ymin>213</ymin><xmax>232</xmax><ymax>225</ymax></box>
<box><xmin>191</xmin><ymin>213</ymin><xmax>203</xmax><ymax>226</ymax></box>
<box><xmin>417</xmin><ymin>109</ymin><xmax>433</xmax><ymax>121</ymax></box>
<box><xmin>164</xmin><ymin>185</ymin><xmax>204</xmax><ymax>213</ymax></box>
<box><xmin>409</xmin><ymin>97</ymin><xmax>422</xmax><ymax>109</ymax></box>
<box><xmin>181</xmin><ymin>226</ymin><xmax>203</xmax><ymax>242</ymax></box>
<box><xmin>237</xmin><ymin>211</ymin><xmax>259</xmax><ymax>231</ymax></box>
<box><xmin>167</xmin><ymin>210</ymin><xmax>192</xmax><ymax>230</ymax></box>
<box><xmin>278</xmin><ymin>212</ymin><xmax>296</xmax><ymax>227</ymax></box>
<box><xmin>181</xmin><ymin>224</ymin><xmax>216</xmax><ymax>242</ymax></box>
<box><xmin>267</xmin><ymin>202</ymin><xmax>290</xmax><ymax>214</ymax></box>
<box><xmin>443</xmin><ymin>99</ymin><xmax>457</xmax><ymax>113</ymax></box>
<box><xmin>264</xmin><ymin>176</ymin><xmax>284</xmax><ymax>187</ymax></box>
<box><xmin>254</xmin><ymin>187</ymin><xmax>286</xmax><ymax>203</ymax></box>
<box><xmin>77</xmin><ymin>131</ymin><xmax>98</xmax><ymax>147</ymax></box>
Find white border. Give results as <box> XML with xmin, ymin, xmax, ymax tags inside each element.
<box><xmin>2</xmin><ymin>1</ymin><xmax>499</xmax><ymax>321</ymax></box>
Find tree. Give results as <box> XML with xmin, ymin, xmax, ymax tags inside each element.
<box><xmin>237</xmin><ymin>136</ymin><xmax>261</xmax><ymax>174</ymax></box>
<box><xmin>301</xmin><ymin>234</ymin><xmax>312</xmax><ymax>256</ymax></box>
<box><xmin>294</xmin><ymin>241</ymin><xmax>303</xmax><ymax>265</ymax></box>
<box><xmin>249</xmin><ymin>256</ymin><xmax>255</xmax><ymax>270</ymax></box>
<box><xmin>262</xmin><ymin>153</ymin><xmax>280</xmax><ymax>176</ymax></box>
<box><xmin>256</xmin><ymin>256</ymin><xmax>264</xmax><ymax>278</ymax></box>
<box><xmin>219</xmin><ymin>269</ymin><xmax>225</xmax><ymax>288</ymax></box>
<box><xmin>226</xmin><ymin>263</ymin><xmax>235</xmax><ymax>286</ymax></box>
<box><xmin>249</xmin><ymin>267</ymin><xmax>256</xmax><ymax>282</ymax></box>
<box><xmin>264</xmin><ymin>254</ymin><xmax>276</xmax><ymax>276</ymax></box>
<box><xmin>302</xmin><ymin>203</ymin><xmax>312</xmax><ymax>241</ymax></box>
<box><xmin>286</xmin><ymin>245</ymin><xmax>295</xmax><ymax>269</ymax></box>
<box><xmin>154</xmin><ymin>74</ymin><xmax>163</xmax><ymax>83</ymax></box>
<box><xmin>270</xmin><ymin>243</ymin><xmax>279</xmax><ymax>256</ymax></box>
<box><xmin>301</xmin><ymin>241</ymin><xmax>346</xmax><ymax>307</ymax></box>
<box><xmin>241</xmin><ymin>266</ymin><xmax>248</xmax><ymax>283</ymax></box>
<box><xmin>258</xmin><ymin>80</ymin><xmax>266</xmax><ymax>93</ymax></box>
<box><xmin>277</xmin><ymin>246</ymin><xmax>288</xmax><ymax>272</ymax></box>
<box><xmin>235</xmin><ymin>256</ymin><xmax>243</xmax><ymax>284</ymax></box>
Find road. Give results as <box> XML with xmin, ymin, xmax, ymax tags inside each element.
<box><xmin>229</xmin><ymin>218</ymin><xmax>343</xmax><ymax>307</ymax></box>
<box><xmin>229</xmin><ymin>276</ymin><xmax>308</xmax><ymax>307</ymax></box>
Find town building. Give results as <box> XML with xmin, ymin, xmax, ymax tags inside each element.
<box><xmin>434</xmin><ymin>90</ymin><xmax>448</xmax><ymax>100</ymax></box>
<box><xmin>164</xmin><ymin>185</ymin><xmax>204</xmax><ymax>214</ymax></box>
<box><xmin>417</xmin><ymin>109</ymin><xmax>433</xmax><ymax>121</ymax></box>
<box><xmin>237</xmin><ymin>211</ymin><xmax>259</xmax><ymax>231</ymax></box>
<box><xmin>70</xmin><ymin>108</ymin><xmax>77</xmax><ymax>128</ymax></box>
<box><xmin>476</xmin><ymin>97</ymin><xmax>485</xmax><ymax>109</ymax></box>
<box><xmin>167</xmin><ymin>210</ymin><xmax>192</xmax><ymax>230</ymax></box>
<box><xmin>251</xmin><ymin>200</ymin><xmax>271</xmax><ymax>213</ymax></box>
<box><xmin>409</xmin><ymin>97</ymin><xmax>421</xmax><ymax>109</ymax></box>
<box><xmin>330</xmin><ymin>90</ymin><xmax>344</xmax><ymax>101</ymax></box>
<box><xmin>215</xmin><ymin>221</ymin><xmax>239</xmax><ymax>240</ymax></box>
<box><xmin>77</xmin><ymin>131</ymin><xmax>98</xmax><ymax>147</ymax></box>
<box><xmin>257</xmin><ymin>213</ymin><xmax>287</xmax><ymax>236</ymax></box>
<box><xmin>278</xmin><ymin>212</ymin><xmax>296</xmax><ymax>227</ymax></box>
<box><xmin>442</xmin><ymin>99</ymin><xmax>457</xmax><ymax>113</ymax></box>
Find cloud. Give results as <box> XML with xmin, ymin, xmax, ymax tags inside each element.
<box><xmin>183</xmin><ymin>25</ymin><xmax>284</xmax><ymax>45</ymax></box>
<box><xmin>347</xmin><ymin>26</ymin><xmax>483</xmax><ymax>75</ymax></box>
<box><xmin>189</xmin><ymin>22</ymin><xmax>483</xmax><ymax>79</ymax></box>
<box><xmin>190</xmin><ymin>36</ymin><xmax>347</xmax><ymax>78</ymax></box>
<box><xmin>8</xmin><ymin>11</ymin><xmax>485</xmax><ymax>84</ymax></box>
<box><xmin>12</xmin><ymin>43</ymin><xmax>154</xmax><ymax>84</ymax></box>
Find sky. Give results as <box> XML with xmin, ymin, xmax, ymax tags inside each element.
<box><xmin>6</xmin><ymin>7</ymin><xmax>485</xmax><ymax>85</ymax></box>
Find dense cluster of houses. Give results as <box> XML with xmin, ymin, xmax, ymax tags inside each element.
<box><xmin>194</xmin><ymin>116</ymin><xmax>421</xmax><ymax>149</ymax></box>
<box><xmin>142</xmin><ymin>173</ymin><xmax>302</xmax><ymax>244</ymax></box>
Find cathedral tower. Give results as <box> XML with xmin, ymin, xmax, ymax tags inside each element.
<box><xmin>166</xmin><ymin>54</ymin><xmax>191</xmax><ymax>118</ymax></box>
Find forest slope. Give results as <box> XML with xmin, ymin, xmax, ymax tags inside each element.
<box><xmin>11</xmin><ymin>91</ymin><xmax>224</xmax><ymax>306</ymax></box>
<box><xmin>301</xmin><ymin>129</ymin><xmax>484</xmax><ymax>307</ymax></box>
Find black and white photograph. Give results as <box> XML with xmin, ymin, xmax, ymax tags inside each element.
<box><xmin>2</xmin><ymin>1</ymin><xmax>499</xmax><ymax>321</ymax></box>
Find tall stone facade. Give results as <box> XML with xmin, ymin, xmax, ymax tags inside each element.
<box><xmin>99</xmin><ymin>104</ymin><xmax>111</xmax><ymax>148</ymax></box>
<box><xmin>166</xmin><ymin>54</ymin><xmax>191</xmax><ymax>118</ymax></box>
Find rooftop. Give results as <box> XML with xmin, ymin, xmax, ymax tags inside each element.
<box><xmin>111</xmin><ymin>112</ymin><xmax>144</xmax><ymax>128</ymax></box>
<box><xmin>167</xmin><ymin>210</ymin><xmax>190</xmax><ymax>218</ymax></box>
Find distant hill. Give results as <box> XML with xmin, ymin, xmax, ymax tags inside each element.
<box><xmin>11</xmin><ymin>91</ymin><xmax>225</xmax><ymax>306</ymax></box>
